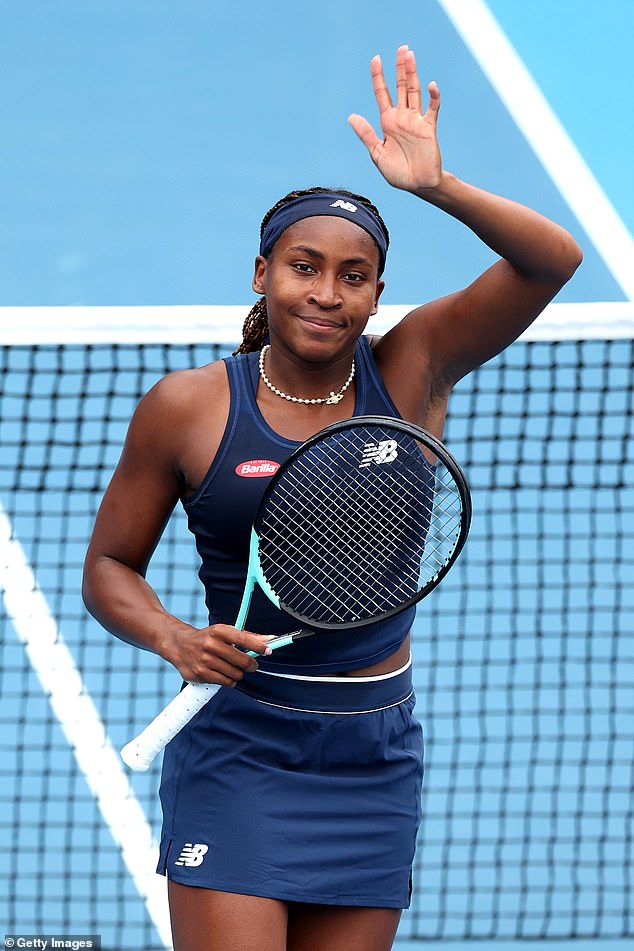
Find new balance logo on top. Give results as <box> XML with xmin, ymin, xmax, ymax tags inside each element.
<box><xmin>359</xmin><ymin>439</ymin><xmax>399</xmax><ymax>468</ymax></box>
<box><xmin>175</xmin><ymin>843</ymin><xmax>209</xmax><ymax>867</ymax></box>
<box><xmin>330</xmin><ymin>199</ymin><xmax>357</xmax><ymax>212</ymax></box>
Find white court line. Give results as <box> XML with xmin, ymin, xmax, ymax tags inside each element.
<box><xmin>0</xmin><ymin>503</ymin><xmax>172</xmax><ymax>950</ymax></box>
<box><xmin>437</xmin><ymin>0</ymin><xmax>634</xmax><ymax>300</ymax></box>
<box><xmin>0</xmin><ymin>302</ymin><xmax>632</xmax><ymax>344</ymax></box>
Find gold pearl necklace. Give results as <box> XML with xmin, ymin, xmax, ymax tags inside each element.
<box><xmin>258</xmin><ymin>345</ymin><xmax>355</xmax><ymax>405</ymax></box>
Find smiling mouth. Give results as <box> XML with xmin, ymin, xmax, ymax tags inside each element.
<box><xmin>297</xmin><ymin>314</ymin><xmax>343</xmax><ymax>330</ymax></box>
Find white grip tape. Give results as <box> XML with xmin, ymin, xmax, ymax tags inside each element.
<box><xmin>120</xmin><ymin>682</ymin><xmax>220</xmax><ymax>771</ymax></box>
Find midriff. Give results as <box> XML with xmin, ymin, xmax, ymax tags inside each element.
<box><xmin>330</xmin><ymin>634</ymin><xmax>411</xmax><ymax>677</ymax></box>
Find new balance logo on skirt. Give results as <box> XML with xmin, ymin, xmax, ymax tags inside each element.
<box><xmin>175</xmin><ymin>843</ymin><xmax>209</xmax><ymax>867</ymax></box>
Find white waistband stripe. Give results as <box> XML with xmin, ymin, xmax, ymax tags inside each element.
<box><xmin>256</xmin><ymin>655</ymin><xmax>413</xmax><ymax>684</ymax></box>
<box><xmin>249</xmin><ymin>689</ymin><xmax>414</xmax><ymax>716</ymax></box>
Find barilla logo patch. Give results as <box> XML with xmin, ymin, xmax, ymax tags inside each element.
<box><xmin>235</xmin><ymin>459</ymin><xmax>280</xmax><ymax>478</ymax></box>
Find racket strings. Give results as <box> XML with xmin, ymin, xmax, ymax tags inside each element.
<box><xmin>263</xmin><ymin>522</ymin><xmax>413</xmax><ymax>622</ymax></box>
<box><xmin>280</xmin><ymin>440</ymin><xmax>462</xmax><ymax>566</ymax></box>
<box><xmin>266</xmin><ymin>447</ymin><xmax>432</xmax><ymax>565</ymax></box>
<box><xmin>303</xmin><ymin>435</ymin><xmax>463</xmax><ymax>551</ymax></box>
<box><xmin>262</xmin><ymin>505</ymin><xmax>406</xmax><ymax>621</ymax></box>
<box><xmin>266</xmin><ymin>442</ymin><xmax>452</xmax><ymax>547</ymax></box>
<box><xmin>266</xmin><ymin>473</ymin><xmax>434</xmax><ymax>596</ymax></box>
<box><xmin>267</xmin><ymin>471</ymin><xmax>426</xmax><ymax>575</ymax></box>
<box><xmin>258</xmin><ymin>426</ymin><xmax>465</xmax><ymax>625</ymax></box>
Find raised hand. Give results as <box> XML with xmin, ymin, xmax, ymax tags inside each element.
<box><xmin>348</xmin><ymin>45</ymin><xmax>442</xmax><ymax>193</ymax></box>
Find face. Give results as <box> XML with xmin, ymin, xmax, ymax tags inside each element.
<box><xmin>252</xmin><ymin>215</ymin><xmax>385</xmax><ymax>361</ymax></box>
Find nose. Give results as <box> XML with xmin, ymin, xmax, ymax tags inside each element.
<box><xmin>307</xmin><ymin>272</ymin><xmax>343</xmax><ymax>309</ymax></box>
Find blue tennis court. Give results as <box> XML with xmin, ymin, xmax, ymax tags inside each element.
<box><xmin>1</xmin><ymin>3</ymin><xmax>633</xmax><ymax>949</ymax></box>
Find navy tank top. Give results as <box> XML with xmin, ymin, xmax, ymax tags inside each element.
<box><xmin>183</xmin><ymin>335</ymin><xmax>416</xmax><ymax>673</ymax></box>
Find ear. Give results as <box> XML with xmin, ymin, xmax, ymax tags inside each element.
<box><xmin>252</xmin><ymin>255</ymin><xmax>268</xmax><ymax>295</ymax></box>
<box><xmin>370</xmin><ymin>279</ymin><xmax>385</xmax><ymax>316</ymax></box>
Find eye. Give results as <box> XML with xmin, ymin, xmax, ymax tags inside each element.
<box><xmin>343</xmin><ymin>272</ymin><xmax>366</xmax><ymax>283</ymax></box>
<box><xmin>292</xmin><ymin>262</ymin><xmax>315</xmax><ymax>273</ymax></box>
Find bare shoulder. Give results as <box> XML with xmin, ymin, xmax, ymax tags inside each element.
<box><xmin>123</xmin><ymin>357</ymin><xmax>231</xmax><ymax>475</ymax></box>
<box><xmin>370</xmin><ymin>299</ymin><xmax>443</xmax><ymax>358</ymax></box>
<box><xmin>368</xmin><ymin>303</ymin><xmax>443</xmax><ymax>422</ymax></box>
<box><xmin>145</xmin><ymin>358</ymin><xmax>228</xmax><ymax>400</ymax></box>
<box><xmin>134</xmin><ymin>358</ymin><xmax>229</xmax><ymax>423</ymax></box>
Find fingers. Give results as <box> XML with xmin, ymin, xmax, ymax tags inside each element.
<box><xmin>232</xmin><ymin>627</ymin><xmax>275</xmax><ymax>656</ymax></box>
<box><xmin>370</xmin><ymin>53</ymin><xmax>393</xmax><ymax>114</ymax></box>
<box><xmin>365</xmin><ymin>45</ymin><xmax>439</xmax><ymax>117</ymax></box>
<box><xmin>403</xmin><ymin>48</ymin><xmax>440</xmax><ymax>117</ymax></box>
<box><xmin>396</xmin><ymin>44</ymin><xmax>409</xmax><ymax>108</ymax></box>
<box><xmin>425</xmin><ymin>79</ymin><xmax>441</xmax><ymax>124</ymax></box>
<box><xmin>175</xmin><ymin>625</ymin><xmax>274</xmax><ymax>687</ymax></box>
<box><xmin>404</xmin><ymin>48</ymin><xmax>422</xmax><ymax>113</ymax></box>
<box><xmin>348</xmin><ymin>113</ymin><xmax>381</xmax><ymax>157</ymax></box>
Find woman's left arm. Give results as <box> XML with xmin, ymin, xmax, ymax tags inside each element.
<box><xmin>349</xmin><ymin>46</ymin><xmax>583</xmax><ymax>395</ymax></box>
<box><xmin>397</xmin><ymin>170</ymin><xmax>583</xmax><ymax>387</ymax></box>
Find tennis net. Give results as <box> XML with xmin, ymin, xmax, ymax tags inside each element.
<box><xmin>1</xmin><ymin>303</ymin><xmax>632</xmax><ymax>948</ymax></box>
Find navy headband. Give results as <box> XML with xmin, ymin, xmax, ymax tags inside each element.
<box><xmin>259</xmin><ymin>192</ymin><xmax>388</xmax><ymax>274</ymax></box>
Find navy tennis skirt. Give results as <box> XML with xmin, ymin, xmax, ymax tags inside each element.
<box><xmin>157</xmin><ymin>660</ymin><xmax>423</xmax><ymax>908</ymax></box>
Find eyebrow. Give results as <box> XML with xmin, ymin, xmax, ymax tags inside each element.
<box><xmin>286</xmin><ymin>245</ymin><xmax>374</xmax><ymax>268</ymax></box>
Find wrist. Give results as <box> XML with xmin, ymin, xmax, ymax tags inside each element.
<box><xmin>411</xmin><ymin>168</ymin><xmax>456</xmax><ymax>203</ymax></box>
<box><xmin>155</xmin><ymin>615</ymin><xmax>198</xmax><ymax>670</ymax></box>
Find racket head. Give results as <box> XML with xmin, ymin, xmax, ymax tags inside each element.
<box><xmin>252</xmin><ymin>415</ymin><xmax>471</xmax><ymax>631</ymax></box>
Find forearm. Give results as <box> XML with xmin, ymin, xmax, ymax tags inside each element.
<box><xmin>414</xmin><ymin>171</ymin><xmax>582</xmax><ymax>283</ymax></box>
<box><xmin>82</xmin><ymin>556</ymin><xmax>193</xmax><ymax>668</ymax></box>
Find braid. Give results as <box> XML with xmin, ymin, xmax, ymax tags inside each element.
<box><xmin>234</xmin><ymin>187</ymin><xmax>389</xmax><ymax>355</ymax></box>
<box><xmin>234</xmin><ymin>296</ymin><xmax>269</xmax><ymax>355</ymax></box>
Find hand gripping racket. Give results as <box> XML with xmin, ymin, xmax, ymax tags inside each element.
<box><xmin>120</xmin><ymin>415</ymin><xmax>471</xmax><ymax>770</ymax></box>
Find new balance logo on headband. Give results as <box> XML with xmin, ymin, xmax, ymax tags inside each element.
<box><xmin>260</xmin><ymin>192</ymin><xmax>387</xmax><ymax>273</ymax></box>
<box><xmin>330</xmin><ymin>199</ymin><xmax>358</xmax><ymax>212</ymax></box>
<box><xmin>359</xmin><ymin>439</ymin><xmax>399</xmax><ymax>468</ymax></box>
<box><xmin>174</xmin><ymin>842</ymin><xmax>209</xmax><ymax>867</ymax></box>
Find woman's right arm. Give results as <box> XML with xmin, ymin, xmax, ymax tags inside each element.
<box><xmin>82</xmin><ymin>371</ymin><xmax>272</xmax><ymax>687</ymax></box>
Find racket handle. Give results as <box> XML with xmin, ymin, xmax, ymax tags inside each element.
<box><xmin>120</xmin><ymin>682</ymin><xmax>220</xmax><ymax>772</ymax></box>
<box><xmin>121</xmin><ymin>631</ymin><xmax>314</xmax><ymax>770</ymax></box>
<box><xmin>245</xmin><ymin>629</ymin><xmax>315</xmax><ymax>656</ymax></box>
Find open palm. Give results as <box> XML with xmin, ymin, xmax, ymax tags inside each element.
<box><xmin>349</xmin><ymin>46</ymin><xmax>442</xmax><ymax>193</ymax></box>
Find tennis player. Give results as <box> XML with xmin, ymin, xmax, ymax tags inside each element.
<box><xmin>83</xmin><ymin>46</ymin><xmax>582</xmax><ymax>951</ymax></box>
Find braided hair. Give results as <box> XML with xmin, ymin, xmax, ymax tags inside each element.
<box><xmin>234</xmin><ymin>187</ymin><xmax>389</xmax><ymax>354</ymax></box>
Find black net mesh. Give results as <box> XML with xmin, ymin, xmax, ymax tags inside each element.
<box><xmin>1</xmin><ymin>338</ymin><xmax>632</xmax><ymax>947</ymax></box>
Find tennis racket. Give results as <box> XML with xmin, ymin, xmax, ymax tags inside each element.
<box><xmin>120</xmin><ymin>415</ymin><xmax>471</xmax><ymax>771</ymax></box>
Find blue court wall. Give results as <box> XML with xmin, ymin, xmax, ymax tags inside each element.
<box><xmin>1</xmin><ymin>0</ymin><xmax>632</xmax><ymax>310</ymax></box>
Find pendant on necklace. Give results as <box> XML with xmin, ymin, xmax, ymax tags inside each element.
<box><xmin>258</xmin><ymin>345</ymin><xmax>355</xmax><ymax>405</ymax></box>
